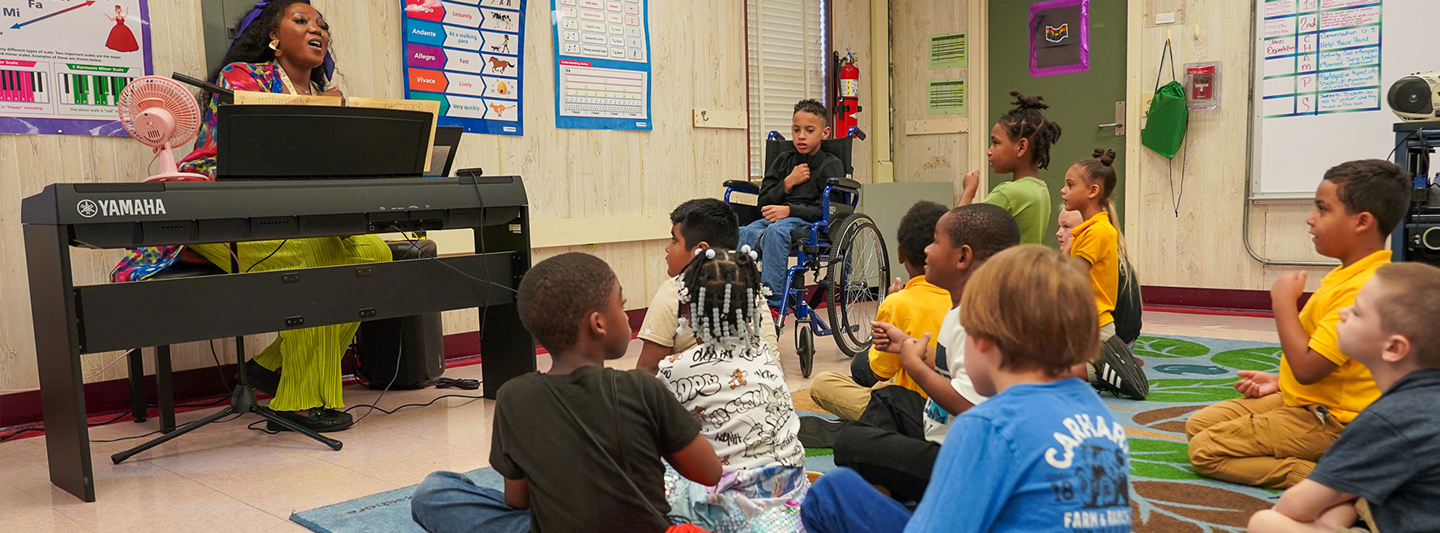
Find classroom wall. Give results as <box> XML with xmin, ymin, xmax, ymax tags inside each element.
<box><xmin>835</xmin><ymin>0</ymin><xmax>970</xmax><ymax>198</ymax></box>
<box><xmin>0</xmin><ymin>0</ymin><xmax>748</xmax><ymax>393</ymax></box>
<box><xmin>1126</xmin><ymin>0</ymin><xmax>1332</xmax><ymax>292</ymax></box>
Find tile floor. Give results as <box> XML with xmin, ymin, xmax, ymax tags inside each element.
<box><xmin>0</xmin><ymin>311</ymin><xmax>1278</xmax><ymax>532</ymax></box>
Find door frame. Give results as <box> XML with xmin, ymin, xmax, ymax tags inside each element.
<box><xmin>967</xmin><ymin>0</ymin><xmax>1144</xmax><ymax>237</ymax></box>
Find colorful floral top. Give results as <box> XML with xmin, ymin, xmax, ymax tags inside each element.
<box><xmin>111</xmin><ymin>62</ymin><xmax>307</xmax><ymax>283</ymax></box>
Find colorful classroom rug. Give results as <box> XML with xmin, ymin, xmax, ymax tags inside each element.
<box><xmin>292</xmin><ymin>335</ymin><xmax>1281</xmax><ymax>533</ymax></box>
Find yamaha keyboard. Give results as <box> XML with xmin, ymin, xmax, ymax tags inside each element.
<box><xmin>22</xmin><ymin>175</ymin><xmax>536</xmax><ymax>502</ymax></box>
<box><xmin>23</xmin><ymin>175</ymin><xmax>526</xmax><ymax>248</ymax></box>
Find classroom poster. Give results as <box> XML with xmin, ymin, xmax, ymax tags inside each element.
<box><xmin>402</xmin><ymin>0</ymin><xmax>525</xmax><ymax>136</ymax></box>
<box><xmin>551</xmin><ymin>0</ymin><xmax>652</xmax><ymax>131</ymax></box>
<box><xmin>1029</xmin><ymin>0</ymin><xmax>1089</xmax><ymax>77</ymax></box>
<box><xmin>0</xmin><ymin>0</ymin><xmax>153</xmax><ymax>136</ymax></box>
<box><xmin>1260</xmin><ymin>0</ymin><xmax>1382</xmax><ymax>118</ymax></box>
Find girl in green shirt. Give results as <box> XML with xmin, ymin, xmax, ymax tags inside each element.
<box><xmin>958</xmin><ymin>91</ymin><xmax>1062</xmax><ymax>245</ymax></box>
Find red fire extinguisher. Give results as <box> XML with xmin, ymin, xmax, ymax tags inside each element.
<box><xmin>834</xmin><ymin>49</ymin><xmax>862</xmax><ymax>139</ymax></box>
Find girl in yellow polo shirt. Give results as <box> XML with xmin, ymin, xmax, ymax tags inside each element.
<box><xmin>1060</xmin><ymin>149</ymin><xmax>1147</xmax><ymax>399</ymax></box>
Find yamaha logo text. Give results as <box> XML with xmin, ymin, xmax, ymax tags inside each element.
<box><xmin>77</xmin><ymin>198</ymin><xmax>167</xmax><ymax>218</ymax></box>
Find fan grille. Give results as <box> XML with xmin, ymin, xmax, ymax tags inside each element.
<box><xmin>117</xmin><ymin>76</ymin><xmax>202</xmax><ymax>149</ymax></box>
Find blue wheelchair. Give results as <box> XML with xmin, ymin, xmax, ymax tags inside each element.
<box><xmin>723</xmin><ymin>131</ymin><xmax>890</xmax><ymax>377</ymax></box>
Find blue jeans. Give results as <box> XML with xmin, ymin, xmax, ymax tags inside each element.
<box><xmin>411</xmin><ymin>471</ymin><xmax>530</xmax><ymax>533</ymax></box>
<box><xmin>738</xmin><ymin>216</ymin><xmax>809</xmax><ymax>309</ymax></box>
<box><xmin>801</xmin><ymin>468</ymin><xmax>912</xmax><ymax>533</ymax></box>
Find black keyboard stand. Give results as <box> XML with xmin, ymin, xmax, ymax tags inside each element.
<box><xmin>110</xmin><ymin>243</ymin><xmax>343</xmax><ymax>465</ymax></box>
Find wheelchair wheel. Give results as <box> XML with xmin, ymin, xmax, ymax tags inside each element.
<box><xmin>826</xmin><ymin>213</ymin><xmax>890</xmax><ymax>358</ymax></box>
<box><xmin>796</xmin><ymin>325</ymin><xmax>815</xmax><ymax>378</ymax></box>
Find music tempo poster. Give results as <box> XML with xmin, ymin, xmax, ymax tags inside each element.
<box><xmin>403</xmin><ymin>0</ymin><xmax>525</xmax><ymax>136</ymax></box>
<box><xmin>551</xmin><ymin>0</ymin><xmax>652</xmax><ymax>131</ymax></box>
<box><xmin>0</xmin><ymin>0</ymin><xmax>153</xmax><ymax>136</ymax></box>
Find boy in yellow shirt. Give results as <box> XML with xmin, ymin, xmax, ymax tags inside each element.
<box><xmin>1186</xmin><ymin>159</ymin><xmax>1411</xmax><ymax>489</ymax></box>
<box><xmin>807</xmin><ymin>201</ymin><xmax>951</xmax><ymax>422</ymax></box>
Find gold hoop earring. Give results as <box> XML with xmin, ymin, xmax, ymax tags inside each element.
<box><xmin>268</xmin><ymin>39</ymin><xmax>279</xmax><ymax>51</ymax></box>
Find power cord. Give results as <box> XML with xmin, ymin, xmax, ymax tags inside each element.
<box><xmin>246</xmin><ymin>239</ymin><xmax>289</xmax><ymax>273</ymax></box>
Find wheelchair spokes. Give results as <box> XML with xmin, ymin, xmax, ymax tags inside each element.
<box><xmin>827</xmin><ymin>214</ymin><xmax>890</xmax><ymax>358</ymax></box>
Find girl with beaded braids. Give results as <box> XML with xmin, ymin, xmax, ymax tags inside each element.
<box><xmin>658</xmin><ymin>246</ymin><xmax>809</xmax><ymax>533</ymax></box>
<box><xmin>958</xmin><ymin>91</ymin><xmax>1064</xmax><ymax>245</ymax></box>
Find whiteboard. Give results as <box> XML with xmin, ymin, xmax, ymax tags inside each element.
<box><xmin>1250</xmin><ymin>0</ymin><xmax>1440</xmax><ymax>198</ymax></box>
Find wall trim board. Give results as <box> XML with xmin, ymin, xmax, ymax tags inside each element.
<box><xmin>905</xmin><ymin>117</ymin><xmax>968</xmax><ymax>136</ymax></box>
<box><xmin>0</xmin><ymin>309</ymin><xmax>652</xmax><ymax>433</ymax></box>
<box><xmin>1141</xmin><ymin>285</ymin><xmax>1312</xmax><ymax>313</ymax></box>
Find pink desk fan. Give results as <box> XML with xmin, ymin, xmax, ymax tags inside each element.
<box><xmin>118</xmin><ymin>76</ymin><xmax>210</xmax><ymax>183</ymax></box>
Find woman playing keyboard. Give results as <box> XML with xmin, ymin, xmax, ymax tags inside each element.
<box><xmin>111</xmin><ymin>0</ymin><xmax>388</xmax><ymax>433</ymax></box>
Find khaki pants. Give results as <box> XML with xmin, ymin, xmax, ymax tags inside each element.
<box><xmin>810</xmin><ymin>371</ymin><xmax>871</xmax><ymax>421</ymax></box>
<box><xmin>1185</xmin><ymin>393</ymin><xmax>1344</xmax><ymax>489</ymax></box>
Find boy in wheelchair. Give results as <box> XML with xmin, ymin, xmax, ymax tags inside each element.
<box><xmin>739</xmin><ymin>98</ymin><xmax>847</xmax><ymax>314</ymax></box>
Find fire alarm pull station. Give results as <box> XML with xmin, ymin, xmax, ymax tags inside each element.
<box><xmin>1184</xmin><ymin>61</ymin><xmax>1221</xmax><ymax>111</ymax></box>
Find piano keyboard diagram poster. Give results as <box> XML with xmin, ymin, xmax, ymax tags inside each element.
<box><xmin>551</xmin><ymin>0</ymin><xmax>651</xmax><ymax>130</ymax></box>
<box><xmin>402</xmin><ymin>0</ymin><xmax>525</xmax><ymax>136</ymax></box>
<box><xmin>0</xmin><ymin>0</ymin><xmax>153</xmax><ymax>136</ymax></box>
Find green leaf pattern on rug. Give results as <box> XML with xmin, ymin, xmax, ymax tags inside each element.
<box><xmin>1210</xmin><ymin>346</ymin><xmax>1282</xmax><ymax>372</ymax></box>
<box><xmin>1133</xmin><ymin>337</ymin><xmax>1210</xmax><ymax>359</ymax></box>
<box><xmin>1129</xmin><ymin>438</ymin><xmax>1205</xmax><ymax>482</ymax></box>
<box><xmin>1146</xmin><ymin>378</ymin><xmax>1245</xmax><ymax>403</ymax></box>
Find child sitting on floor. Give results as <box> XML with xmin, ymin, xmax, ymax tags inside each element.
<box><xmin>658</xmin><ymin>246</ymin><xmax>808</xmax><ymax>532</ymax></box>
<box><xmin>1060</xmin><ymin>149</ymin><xmax>1147</xmax><ymax>399</ymax></box>
<box><xmin>638</xmin><ymin>198</ymin><xmax>779</xmax><ymax>375</ymax></box>
<box><xmin>827</xmin><ymin>204</ymin><xmax>1020</xmax><ymax>503</ymax></box>
<box><xmin>1187</xmin><ymin>159</ymin><xmax>1410</xmax><ymax>489</ymax></box>
<box><xmin>740</xmin><ymin>98</ymin><xmax>846</xmax><ymax>312</ymax></box>
<box><xmin>1247</xmin><ymin>262</ymin><xmax>1440</xmax><ymax>533</ymax></box>
<box><xmin>806</xmin><ymin>200</ymin><xmax>952</xmax><ymax>423</ymax></box>
<box><xmin>800</xmin><ymin>245</ymin><xmax>1132</xmax><ymax>533</ymax></box>
<box><xmin>410</xmin><ymin>253</ymin><xmax>722</xmax><ymax>533</ymax></box>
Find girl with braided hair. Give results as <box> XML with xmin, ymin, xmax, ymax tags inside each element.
<box><xmin>958</xmin><ymin>91</ymin><xmax>1064</xmax><ymax>245</ymax></box>
<box><xmin>659</xmin><ymin>247</ymin><xmax>809</xmax><ymax>532</ymax></box>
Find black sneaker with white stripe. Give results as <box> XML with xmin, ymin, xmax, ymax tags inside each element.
<box><xmin>1092</xmin><ymin>335</ymin><xmax>1148</xmax><ymax>400</ymax></box>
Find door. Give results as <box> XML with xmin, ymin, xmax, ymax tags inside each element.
<box><xmin>987</xmin><ymin>0</ymin><xmax>1127</xmax><ymax>248</ymax></box>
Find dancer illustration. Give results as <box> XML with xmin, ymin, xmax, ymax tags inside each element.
<box><xmin>105</xmin><ymin>5</ymin><xmax>140</xmax><ymax>53</ymax></box>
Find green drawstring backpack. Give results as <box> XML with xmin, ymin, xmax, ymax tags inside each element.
<box><xmin>1142</xmin><ymin>39</ymin><xmax>1188</xmax><ymax>159</ymax></box>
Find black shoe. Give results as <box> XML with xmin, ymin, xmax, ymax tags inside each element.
<box><xmin>798</xmin><ymin>415</ymin><xmax>846</xmax><ymax>449</ymax></box>
<box><xmin>267</xmin><ymin>408</ymin><xmax>353</xmax><ymax>433</ymax></box>
<box><xmin>238</xmin><ymin>359</ymin><xmax>280</xmax><ymax>396</ymax></box>
<box><xmin>1093</xmin><ymin>335</ymin><xmax>1148</xmax><ymax>400</ymax></box>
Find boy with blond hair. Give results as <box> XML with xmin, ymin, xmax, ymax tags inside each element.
<box><xmin>800</xmin><ymin>245</ymin><xmax>1132</xmax><ymax>533</ymax></box>
<box><xmin>1248</xmin><ymin>262</ymin><xmax>1440</xmax><ymax>533</ymax></box>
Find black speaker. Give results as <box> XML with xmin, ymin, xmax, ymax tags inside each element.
<box><xmin>353</xmin><ymin>238</ymin><xmax>446</xmax><ymax>389</ymax></box>
<box><xmin>355</xmin><ymin>312</ymin><xmax>445</xmax><ymax>389</ymax></box>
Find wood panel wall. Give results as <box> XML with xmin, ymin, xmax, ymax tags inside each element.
<box><xmin>0</xmin><ymin>0</ymin><xmax>747</xmax><ymax>393</ymax></box>
<box><xmin>1126</xmin><ymin>0</ymin><xmax>1333</xmax><ymax>293</ymax></box>
<box><xmin>832</xmin><ymin>0</ymin><xmax>873</xmax><ymax>184</ymax></box>
<box><xmin>835</xmin><ymin>0</ymin><xmax>969</xmax><ymax>196</ymax></box>
<box><xmin>892</xmin><ymin>0</ymin><xmax>968</xmax><ymax>195</ymax></box>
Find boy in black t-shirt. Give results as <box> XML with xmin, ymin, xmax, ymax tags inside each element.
<box><xmin>1247</xmin><ymin>262</ymin><xmax>1440</xmax><ymax>533</ymax></box>
<box><xmin>740</xmin><ymin>98</ymin><xmax>846</xmax><ymax>311</ymax></box>
<box><xmin>411</xmin><ymin>253</ymin><xmax>722</xmax><ymax>533</ymax></box>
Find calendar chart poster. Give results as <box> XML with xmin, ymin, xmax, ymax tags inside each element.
<box><xmin>0</xmin><ymin>0</ymin><xmax>153</xmax><ymax>136</ymax></box>
<box><xmin>403</xmin><ymin>0</ymin><xmax>526</xmax><ymax>136</ymax></box>
<box><xmin>551</xmin><ymin>0</ymin><xmax>651</xmax><ymax>131</ymax></box>
<box><xmin>1260</xmin><ymin>0</ymin><xmax>1383</xmax><ymax>118</ymax></box>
